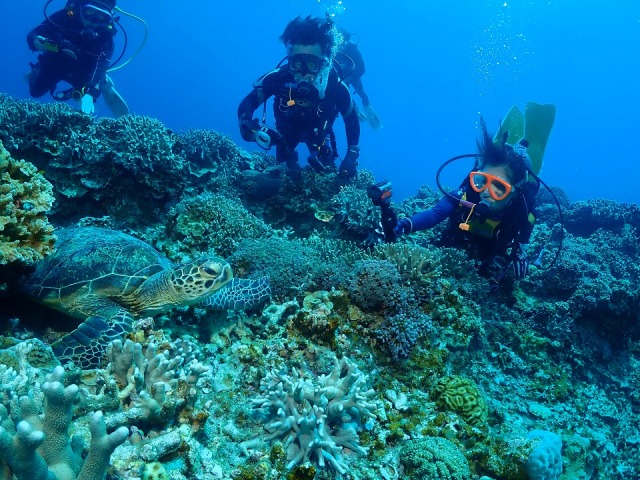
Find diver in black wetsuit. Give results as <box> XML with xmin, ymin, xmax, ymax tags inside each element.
<box><xmin>237</xmin><ymin>16</ymin><xmax>361</xmax><ymax>180</ymax></box>
<box><xmin>27</xmin><ymin>0</ymin><xmax>128</xmax><ymax>116</ymax></box>
<box><xmin>336</xmin><ymin>28</ymin><xmax>382</xmax><ymax>129</ymax></box>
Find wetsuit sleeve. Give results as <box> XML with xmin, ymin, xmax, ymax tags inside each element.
<box><xmin>27</xmin><ymin>11</ymin><xmax>70</xmax><ymax>50</ymax></box>
<box><xmin>336</xmin><ymin>82</ymin><xmax>360</xmax><ymax>146</ymax></box>
<box><xmin>237</xmin><ymin>71</ymin><xmax>277</xmax><ymax>122</ymax></box>
<box><xmin>409</xmin><ymin>194</ymin><xmax>459</xmax><ymax>231</ymax></box>
<box><xmin>350</xmin><ymin>76</ymin><xmax>370</xmax><ymax>106</ymax></box>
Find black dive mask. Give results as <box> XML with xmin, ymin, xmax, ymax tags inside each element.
<box><xmin>288</xmin><ymin>53</ymin><xmax>324</xmax><ymax>75</ymax></box>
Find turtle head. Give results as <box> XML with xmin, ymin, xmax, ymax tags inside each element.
<box><xmin>171</xmin><ymin>256</ymin><xmax>233</xmax><ymax>304</ymax></box>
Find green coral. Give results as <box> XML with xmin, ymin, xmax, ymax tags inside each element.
<box><xmin>165</xmin><ymin>192</ymin><xmax>274</xmax><ymax>258</ymax></box>
<box><xmin>431</xmin><ymin>376</ymin><xmax>488</xmax><ymax>426</ymax></box>
<box><xmin>0</xmin><ymin>139</ymin><xmax>55</xmax><ymax>265</ymax></box>
<box><xmin>400</xmin><ymin>436</ymin><xmax>471</xmax><ymax>479</ymax></box>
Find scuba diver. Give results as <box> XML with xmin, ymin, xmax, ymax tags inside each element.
<box><xmin>369</xmin><ymin>102</ymin><xmax>560</xmax><ymax>285</ymax></box>
<box><xmin>335</xmin><ymin>27</ymin><xmax>382</xmax><ymax>129</ymax></box>
<box><xmin>237</xmin><ymin>15</ymin><xmax>361</xmax><ymax>180</ymax></box>
<box><xmin>27</xmin><ymin>0</ymin><xmax>130</xmax><ymax>116</ymax></box>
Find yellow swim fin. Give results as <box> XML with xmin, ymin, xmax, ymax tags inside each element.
<box><xmin>524</xmin><ymin>102</ymin><xmax>556</xmax><ymax>175</ymax></box>
<box><xmin>494</xmin><ymin>105</ymin><xmax>524</xmax><ymax>146</ymax></box>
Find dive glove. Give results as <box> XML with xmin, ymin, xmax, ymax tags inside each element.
<box><xmin>339</xmin><ymin>145</ymin><xmax>359</xmax><ymax>179</ymax></box>
<box><xmin>512</xmin><ymin>243</ymin><xmax>530</xmax><ymax>279</ymax></box>
<box><xmin>393</xmin><ymin>218</ymin><xmax>413</xmax><ymax>238</ymax></box>
<box><xmin>239</xmin><ymin>118</ymin><xmax>260</xmax><ymax>142</ymax></box>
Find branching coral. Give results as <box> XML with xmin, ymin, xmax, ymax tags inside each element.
<box><xmin>0</xmin><ymin>139</ymin><xmax>55</xmax><ymax>265</ymax></box>
<box><xmin>0</xmin><ymin>366</ymin><xmax>128</xmax><ymax>480</ymax></box>
<box><xmin>94</xmin><ymin>338</ymin><xmax>210</xmax><ymax>429</ymax></box>
<box><xmin>250</xmin><ymin>357</ymin><xmax>378</xmax><ymax>474</ymax></box>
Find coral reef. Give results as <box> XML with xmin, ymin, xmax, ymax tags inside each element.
<box><xmin>2</xmin><ymin>93</ymin><xmax>640</xmax><ymax>479</ymax></box>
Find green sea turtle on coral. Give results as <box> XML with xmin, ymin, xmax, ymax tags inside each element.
<box><xmin>19</xmin><ymin>227</ymin><xmax>271</xmax><ymax>369</ymax></box>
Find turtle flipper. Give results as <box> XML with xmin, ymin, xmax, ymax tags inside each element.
<box><xmin>202</xmin><ymin>276</ymin><xmax>271</xmax><ymax>311</ymax></box>
<box><xmin>51</xmin><ymin>313</ymin><xmax>133</xmax><ymax>369</ymax></box>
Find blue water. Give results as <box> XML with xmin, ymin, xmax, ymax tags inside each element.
<box><xmin>2</xmin><ymin>0</ymin><xmax>639</xmax><ymax>204</ymax></box>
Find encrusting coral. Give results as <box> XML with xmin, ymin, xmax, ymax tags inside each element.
<box><xmin>0</xmin><ymin>139</ymin><xmax>55</xmax><ymax>266</ymax></box>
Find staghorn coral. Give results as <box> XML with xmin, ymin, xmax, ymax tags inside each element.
<box><xmin>250</xmin><ymin>357</ymin><xmax>378</xmax><ymax>474</ymax></box>
<box><xmin>431</xmin><ymin>375</ymin><xmax>488</xmax><ymax>426</ymax></box>
<box><xmin>0</xmin><ymin>366</ymin><xmax>128</xmax><ymax>480</ymax></box>
<box><xmin>400</xmin><ymin>436</ymin><xmax>471</xmax><ymax>480</ymax></box>
<box><xmin>0</xmin><ymin>140</ymin><xmax>55</xmax><ymax>265</ymax></box>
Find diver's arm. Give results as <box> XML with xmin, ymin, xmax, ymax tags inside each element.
<box><xmin>409</xmin><ymin>195</ymin><xmax>459</xmax><ymax>231</ymax></box>
<box><xmin>350</xmin><ymin>76</ymin><xmax>370</xmax><ymax>106</ymax></box>
<box><xmin>27</xmin><ymin>10</ymin><xmax>71</xmax><ymax>50</ymax></box>
<box><xmin>337</xmin><ymin>83</ymin><xmax>360</xmax><ymax>146</ymax></box>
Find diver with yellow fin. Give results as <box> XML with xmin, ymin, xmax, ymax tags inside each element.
<box><xmin>368</xmin><ymin>102</ymin><xmax>562</xmax><ymax>287</ymax></box>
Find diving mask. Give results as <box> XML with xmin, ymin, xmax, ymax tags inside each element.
<box><xmin>80</xmin><ymin>4</ymin><xmax>113</xmax><ymax>27</ymax></box>
<box><xmin>469</xmin><ymin>171</ymin><xmax>513</xmax><ymax>201</ymax></box>
<box><xmin>288</xmin><ymin>53</ymin><xmax>326</xmax><ymax>75</ymax></box>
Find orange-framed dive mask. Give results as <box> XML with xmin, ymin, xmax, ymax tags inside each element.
<box><xmin>469</xmin><ymin>171</ymin><xmax>512</xmax><ymax>201</ymax></box>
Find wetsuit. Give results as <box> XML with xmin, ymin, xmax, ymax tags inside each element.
<box><xmin>237</xmin><ymin>66</ymin><xmax>360</xmax><ymax>170</ymax></box>
<box><xmin>27</xmin><ymin>9</ymin><xmax>115</xmax><ymax>100</ymax></box>
<box><xmin>337</xmin><ymin>42</ymin><xmax>370</xmax><ymax>107</ymax></box>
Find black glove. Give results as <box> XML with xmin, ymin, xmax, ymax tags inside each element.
<box><xmin>362</xmin><ymin>229</ymin><xmax>384</xmax><ymax>248</ymax></box>
<box><xmin>512</xmin><ymin>243</ymin><xmax>530</xmax><ymax>279</ymax></box>
<box><xmin>239</xmin><ymin>118</ymin><xmax>259</xmax><ymax>142</ymax></box>
<box><xmin>393</xmin><ymin>218</ymin><xmax>413</xmax><ymax>238</ymax></box>
<box><xmin>339</xmin><ymin>145</ymin><xmax>359</xmax><ymax>178</ymax></box>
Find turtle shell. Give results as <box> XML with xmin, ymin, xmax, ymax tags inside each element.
<box><xmin>21</xmin><ymin>227</ymin><xmax>172</xmax><ymax>312</ymax></box>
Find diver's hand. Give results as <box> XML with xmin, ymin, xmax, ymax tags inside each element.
<box><xmin>512</xmin><ymin>243</ymin><xmax>530</xmax><ymax>279</ymax></box>
<box><xmin>393</xmin><ymin>218</ymin><xmax>412</xmax><ymax>238</ymax></box>
<box><xmin>239</xmin><ymin>118</ymin><xmax>260</xmax><ymax>142</ymax></box>
<box><xmin>80</xmin><ymin>93</ymin><xmax>95</xmax><ymax>114</ymax></box>
<box><xmin>339</xmin><ymin>145</ymin><xmax>359</xmax><ymax>179</ymax></box>
<box><xmin>362</xmin><ymin>229</ymin><xmax>384</xmax><ymax>248</ymax></box>
<box><xmin>33</xmin><ymin>36</ymin><xmax>51</xmax><ymax>51</ymax></box>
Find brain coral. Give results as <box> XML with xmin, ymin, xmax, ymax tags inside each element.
<box><xmin>400</xmin><ymin>436</ymin><xmax>471</xmax><ymax>479</ymax></box>
<box><xmin>431</xmin><ymin>376</ymin><xmax>488</xmax><ymax>426</ymax></box>
<box><xmin>0</xmin><ymin>139</ymin><xmax>55</xmax><ymax>265</ymax></box>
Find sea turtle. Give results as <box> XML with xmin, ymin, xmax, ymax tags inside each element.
<box><xmin>19</xmin><ymin>227</ymin><xmax>271</xmax><ymax>369</ymax></box>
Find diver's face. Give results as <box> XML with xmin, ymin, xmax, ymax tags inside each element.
<box><xmin>79</xmin><ymin>4</ymin><xmax>113</xmax><ymax>30</ymax></box>
<box><xmin>289</xmin><ymin>44</ymin><xmax>324</xmax><ymax>83</ymax></box>
<box><xmin>476</xmin><ymin>165</ymin><xmax>514</xmax><ymax>212</ymax></box>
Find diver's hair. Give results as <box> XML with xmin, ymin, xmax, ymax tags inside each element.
<box><xmin>476</xmin><ymin>117</ymin><xmax>529</xmax><ymax>185</ymax></box>
<box><xmin>280</xmin><ymin>16</ymin><xmax>336</xmax><ymax>57</ymax></box>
